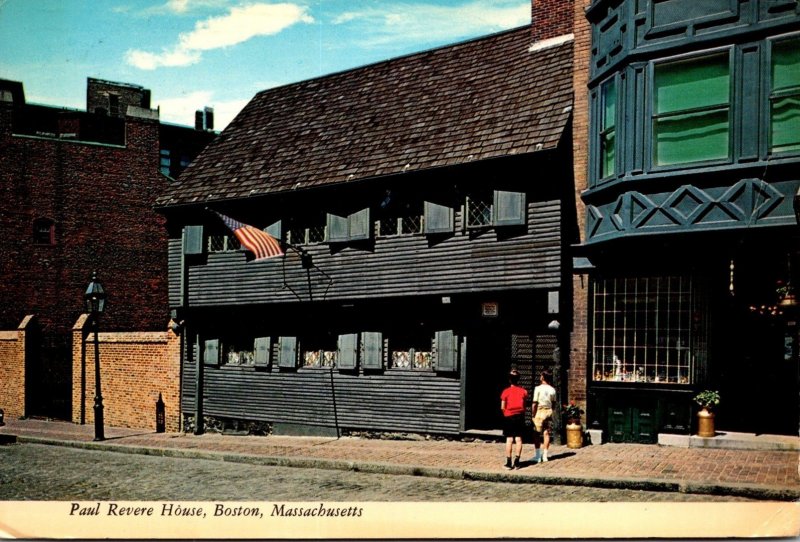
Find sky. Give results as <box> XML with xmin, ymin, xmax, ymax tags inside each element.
<box><xmin>0</xmin><ymin>0</ymin><xmax>531</xmax><ymax>130</ymax></box>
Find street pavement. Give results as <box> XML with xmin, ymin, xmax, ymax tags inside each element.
<box><xmin>1</xmin><ymin>418</ymin><xmax>798</xmax><ymax>501</ymax></box>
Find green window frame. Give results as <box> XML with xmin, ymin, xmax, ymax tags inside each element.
<box><xmin>652</xmin><ymin>51</ymin><xmax>731</xmax><ymax>167</ymax></box>
<box><xmin>600</xmin><ymin>77</ymin><xmax>617</xmax><ymax>179</ymax></box>
<box><xmin>769</xmin><ymin>36</ymin><xmax>800</xmax><ymax>155</ymax></box>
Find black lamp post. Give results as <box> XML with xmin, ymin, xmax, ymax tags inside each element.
<box><xmin>84</xmin><ymin>271</ymin><xmax>106</xmax><ymax>441</ymax></box>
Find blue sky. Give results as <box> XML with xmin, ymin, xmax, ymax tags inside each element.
<box><xmin>0</xmin><ymin>0</ymin><xmax>530</xmax><ymax>130</ymax></box>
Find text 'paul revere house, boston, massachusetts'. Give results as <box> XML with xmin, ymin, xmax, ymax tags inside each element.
<box><xmin>156</xmin><ymin>1</ymin><xmax>579</xmax><ymax>437</ymax></box>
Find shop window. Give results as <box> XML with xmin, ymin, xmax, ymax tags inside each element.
<box><xmin>652</xmin><ymin>52</ymin><xmax>730</xmax><ymax>166</ymax></box>
<box><xmin>769</xmin><ymin>36</ymin><xmax>800</xmax><ymax>154</ymax></box>
<box><xmin>599</xmin><ymin>77</ymin><xmax>617</xmax><ymax>179</ymax></box>
<box><xmin>33</xmin><ymin>218</ymin><xmax>55</xmax><ymax>245</ymax></box>
<box><xmin>591</xmin><ymin>276</ymin><xmax>707</xmax><ymax>385</ymax></box>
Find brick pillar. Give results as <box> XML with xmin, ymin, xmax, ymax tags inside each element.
<box><xmin>72</xmin><ymin>313</ymin><xmax>91</xmax><ymax>425</ymax></box>
<box><xmin>569</xmin><ymin>0</ymin><xmax>592</xmax><ymax>411</ymax></box>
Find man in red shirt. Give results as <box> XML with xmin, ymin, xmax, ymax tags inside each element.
<box><xmin>500</xmin><ymin>369</ymin><xmax>529</xmax><ymax>469</ymax></box>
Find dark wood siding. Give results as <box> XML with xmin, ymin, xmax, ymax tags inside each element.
<box><xmin>170</xmin><ymin>199</ymin><xmax>561</xmax><ymax>308</ymax></box>
<box><xmin>182</xmin><ymin>362</ymin><xmax>461</xmax><ymax>434</ymax></box>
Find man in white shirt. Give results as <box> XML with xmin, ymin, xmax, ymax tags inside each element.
<box><xmin>531</xmin><ymin>371</ymin><xmax>556</xmax><ymax>463</ymax></box>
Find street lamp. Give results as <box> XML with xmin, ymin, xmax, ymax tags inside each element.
<box><xmin>84</xmin><ymin>271</ymin><xmax>106</xmax><ymax>441</ymax></box>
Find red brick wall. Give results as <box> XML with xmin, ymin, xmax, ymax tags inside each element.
<box><xmin>0</xmin><ymin>315</ymin><xmax>34</xmax><ymax>419</ymax></box>
<box><xmin>72</xmin><ymin>315</ymin><xmax>182</xmax><ymax>432</ymax></box>
<box><xmin>569</xmin><ymin>0</ymin><xmax>592</xmax><ymax>409</ymax></box>
<box><xmin>0</xmin><ymin>107</ymin><xmax>168</xmax><ymax>336</ymax></box>
<box><xmin>532</xmin><ymin>0</ymin><xmax>576</xmax><ymax>42</ymax></box>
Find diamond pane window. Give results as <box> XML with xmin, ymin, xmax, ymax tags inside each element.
<box><xmin>600</xmin><ymin>77</ymin><xmax>617</xmax><ymax>178</ymax></box>
<box><xmin>288</xmin><ymin>218</ymin><xmax>326</xmax><ymax>245</ymax></box>
<box><xmin>390</xmin><ymin>331</ymin><xmax>433</xmax><ymax>371</ymax></box>
<box><xmin>770</xmin><ymin>37</ymin><xmax>800</xmax><ymax>154</ymax></box>
<box><xmin>653</xmin><ymin>53</ymin><xmax>730</xmax><ymax>166</ymax></box>
<box><xmin>591</xmin><ymin>276</ymin><xmax>708</xmax><ymax>385</ymax></box>
<box><xmin>377</xmin><ymin>211</ymin><xmax>423</xmax><ymax>237</ymax></box>
<box><xmin>466</xmin><ymin>194</ymin><xmax>492</xmax><ymax>228</ymax></box>
<box><xmin>208</xmin><ymin>234</ymin><xmax>240</xmax><ymax>253</ymax></box>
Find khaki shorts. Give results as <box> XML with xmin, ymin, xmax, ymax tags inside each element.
<box><xmin>533</xmin><ymin>406</ymin><xmax>553</xmax><ymax>433</ymax></box>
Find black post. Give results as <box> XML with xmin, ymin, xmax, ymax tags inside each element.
<box><xmin>92</xmin><ymin>313</ymin><xmax>104</xmax><ymax>441</ymax></box>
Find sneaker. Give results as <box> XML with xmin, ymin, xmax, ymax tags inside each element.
<box><xmin>542</xmin><ymin>455</ymin><xmax>549</xmax><ymax>462</ymax></box>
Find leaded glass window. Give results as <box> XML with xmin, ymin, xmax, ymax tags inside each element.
<box><xmin>600</xmin><ymin>77</ymin><xmax>617</xmax><ymax>178</ymax></box>
<box><xmin>288</xmin><ymin>216</ymin><xmax>326</xmax><ymax>246</ymax></box>
<box><xmin>770</xmin><ymin>36</ymin><xmax>800</xmax><ymax>154</ymax></box>
<box><xmin>378</xmin><ymin>212</ymin><xmax>423</xmax><ymax>237</ymax></box>
<box><xmin>390</xmin><ymin>333</ymin><xmax>433</xmax><ymax>370</ymax></box>
<box><xmin>591</xmin><ymin>276</ymin><xmax>708</xmax><ymax>385</ymax></box>
<box><xmin>466</xmin><ymin>194</ymin><xmax>492</xmax><ymax>228</ymax></box>
<box><xmin>653</xmin><ymin>52</ymin><xmax>730</xmax><ymax>166</ymax></box>
<box><xmin>208</xmin><ymin>233</ymin><xmax>240</xmax><ymax>252</ymax></box>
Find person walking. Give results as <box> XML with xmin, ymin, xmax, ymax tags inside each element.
<box><xmin>500</xmin><ymin>369</ymin><xmax>528</xmax><ymax>470</ymax></box>
<box><xmin>531</xmin><ymin>370</ymin><xmax>556</xmax><ymax>463</ymax></box>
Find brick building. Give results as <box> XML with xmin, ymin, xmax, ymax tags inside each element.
<box><xmin>0</xmin><ymin>78</ymin><xmax>215</xmax><ymax>419</ymax></box>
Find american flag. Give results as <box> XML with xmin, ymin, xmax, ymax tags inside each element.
<box><xmin>213</xmin><ymin>211</ymin><xmax>284</xmax><ymax>261</ymax></box>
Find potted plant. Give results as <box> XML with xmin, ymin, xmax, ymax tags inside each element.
<box><xmin>693</xmin><ymin>390</ymin><xmax>720</xmax><ymax>438</ymax></box>
<box><xmin>561</xmin><ymin>401</ymin><xmax>585</xmax><ymax>449</ymax></box>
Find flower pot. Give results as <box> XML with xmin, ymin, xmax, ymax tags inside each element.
<box><xmin>566</xmin><ymin>421</ymin><xmax>583</xmax><ymax>449</ymax></box>
<box><xmin>697</xmin><ymin>407</ymin><xmax>715</xmax><ymax>438</ymax></box>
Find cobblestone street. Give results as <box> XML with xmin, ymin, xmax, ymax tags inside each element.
<box><xmin>0</xmin><ymin>443</ymin><xmax>758</xmax><ymax>502</ymax></box>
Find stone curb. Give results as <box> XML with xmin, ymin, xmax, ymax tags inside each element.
<box><xmin>14</xmin><ymin>435</ymin><xmax>800</xmax><ymax>502</ymax></box>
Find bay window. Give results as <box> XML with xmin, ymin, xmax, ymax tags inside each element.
<box><xmin>769</xmin><ymin>36</ymin><xmax>800</xmax><ymax>154</ymax></box>
<box><xmin>600</xmin><ymin>77</ymin><xmax>617</xmax><ymax>179</ymax></box>
<box><xmin>652</xmin><ymin>52</ymin><xmax>730</xmax><ymax>166</ymax></box>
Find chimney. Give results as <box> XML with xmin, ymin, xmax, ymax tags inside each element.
<box><xmin>204</xmin><ymin>106</ymin><xmax>214</xmax><ymax>131</ymax></box>
<box><xmin>531</xmin><ymin>0</ymin><xmax>575</xmax><ymax>43</ymax></box>
<box><xmin>195</xmin><ymin>109</ymin><xmax>204</xmax><ymax>131</ymax></box>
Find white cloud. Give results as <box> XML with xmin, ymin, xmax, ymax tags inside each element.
<box><xmin>332</xmin><ymin>0</ymin><xmax>529</xmax><ymax>47</ymax></box>
<box><xmin>126</xmin><ymin>2</ymin><xmax>314</xmax><ymax>70</ymax></box>
<box><xmin>156</xmin><ymin>91</ymin><xmax>250</xmax><ymax>131</ymax></box>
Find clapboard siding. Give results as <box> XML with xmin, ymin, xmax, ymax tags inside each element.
<box><xmin>171</xmin><ymin>199</ymin><xmax>562</xmax><ymax>308</ymax></box>
<box><xmin>184</xmin><ymin>363</ymin><xmax>461</xmax><ymax>433</ymax></box>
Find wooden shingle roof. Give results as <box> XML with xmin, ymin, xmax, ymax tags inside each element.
<box><xmin>157</xmin><ymin>26</ymin><xmax>573</xmax><ymax>207</ymax></box>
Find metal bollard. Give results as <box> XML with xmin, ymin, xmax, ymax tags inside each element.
<box><xmin>155</xmin><ymin>393</ymin><xmax>165</xmax><ymax>433</ymax></box>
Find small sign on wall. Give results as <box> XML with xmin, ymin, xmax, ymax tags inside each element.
<box><xmin>481</xmin><ymin>301</ymin><xmax>498</xmax><ymax>318</ymax></box>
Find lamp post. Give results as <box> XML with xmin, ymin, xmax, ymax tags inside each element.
<box><xmin>84</xmin><ymin>271</ymin><xmax>106</xmax><ymax>441</ymax></box>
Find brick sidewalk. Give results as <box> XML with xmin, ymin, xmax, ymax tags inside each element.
<box><xmin>2</xmin><ymin>418</ymin><xmax>798</xmax><ymax>500</ymax></box>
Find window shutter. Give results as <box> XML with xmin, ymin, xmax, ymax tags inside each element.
<box><xmin>362</xmin><ymin>331</ymin><xmax>384</xmax><ymax>370</ymax></box>
<box><xmin>254</xmin><ymin>337</ymin><xmax>271</xmax><ymax>367</ymax></box>
<box><xmin>435</xmin><ymin>330</ymin><xmax>457</xmax><ymax>372</ymax></box>
<box><xmin>265</xmin><ymin>220</ymin><xmax>282</xmax><ymax>240</ymax></box>
<box><xmin>348</xmin><ymin>208</ymin><xmax>371</xmax><ymax>241</ymax></box>
<box><xmin>337</xmin><ymin>333</ymin><xmax>358</xmax><ymax>370</ymax></box>
<box><xmin>203</xmin><ymin>339</ymin><xmax>219</xmax><ymax>366</ymax></box>
<box><xmin>183</xmin><ymin>225</ymin><xmax>204</xmax><ymax>255</ymax></box>
<box><xmin>278</xmin><ymin>336</ymin><xmax>298</xmax><ymax>368</ymax></box>
<box><xmin>493</xmin><ymin>191</ymin><xmax>526</xmax><ymax>226</ymax></box>
<box><xmin>326</xmin><ymin>213</ymin><xmax>349</xmax><ymax>243</ymax></box>
<box><xmin>423</xmin><ymin>201</ymin><xmax>453</xmax><ymax>234</ymax></box>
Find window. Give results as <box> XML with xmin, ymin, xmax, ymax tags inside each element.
<box><xmin>377</xmin><ymin>205</ymin><xmax>423</xmax><ymax>237</ymax></box>
<box><xmin>591</xmin><ymin>276</ymin><xmax>707</xmax><ymax>385</ymax></box>
<box><xmin>208</xmin><ymin>233</ymin><xmax>240</xmax><ymax>253</ymax></box>
<box><xmin>652</xmin><ymin>52</ymin><xmax>730</xmax><ymax>166</ymax></box>
<box><xmin>288</xmin><ymin>215</ymin><xmax>326</xmax><ymax>246</ymax></box>
<box><xmin>223</xmin><ymin>337</ymin><xmax>256</xmax><ymax>366</ymax></box>
<box><xmin>770</xmin><ymin>36</ymin><xmax>800</xmax><ymax>154</ymax></box>
<box><xmin>160</xmin><ymin>149</ymin><xmax>171</xmax><ymax>176</ymax></box>
<box><xmin>389</xmin><ymin>332</ymin><xmax>432</xmax><ymax>370</ymax></box>
<box><xmin>600</xmin><ymin>77</ymin><xmax>617</xmax><ymax>178</ymax></box>
<box><xmin>301</xmin><ymin>336</ymin><xmax>337</xmax><ymax>368</ymax></box>
<box><xmin>33</xmin><ymin>219</ymin><xmax>55</xmax><ymax>245</ymax></box>
<box><xmin>466</xmin><ymin>193</ymin><xmax>493</xmax><ymax>228</ymax></box>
